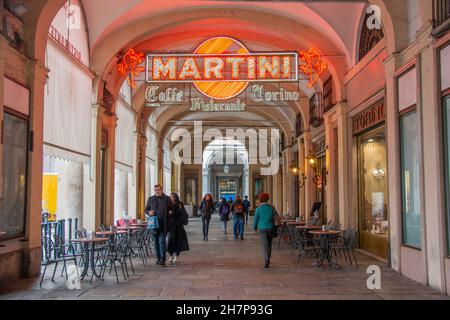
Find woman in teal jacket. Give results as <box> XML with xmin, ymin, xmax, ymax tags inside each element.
<box><xmin>253</xmin><ymin>192</ymin><xmax>277</xmax><ymax>268</ymax></box>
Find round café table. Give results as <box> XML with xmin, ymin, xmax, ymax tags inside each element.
<box><xmin>287</xmin><ymin>221</ymin><xmax>306</xmax><ymax>226</ymax></box>
<box><xmin>309</xmin><ymin>230</ymin><xmax>342</xmax><ymax>268</ymax></box>
<box><xmin>296</xmin><ymin>225</ymin><xmax>323</xmax><ymax>230</ymax></box>
<box><xmin>95</xmin><ymin>230</ymin><xmax>128</xmax><ymax>242</ymax></box>
<box><xmin>71</xmin><ymin>238</ymin><xmax>109</xmax><ymax>281</ymax></box>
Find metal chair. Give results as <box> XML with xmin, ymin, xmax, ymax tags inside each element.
<box><xmin>95</xmin><ymin>237</ymin><xmax>129</xmax><ymax>284</ymax></box>
<box><xmin>296</xmin><ymin>231</ymin><xmax>321</xmax><ymax>270</ymax></box>
<box><xmin>40</xmin><ymin>235</ymin><xmax>78</xmax><ymax>286</ymax></box>
<box><xmin>331</xmin><ymin>228</ymin><xmax>359</xmax><ymax>268</ymax></box>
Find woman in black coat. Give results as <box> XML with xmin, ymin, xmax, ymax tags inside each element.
<box><xmin>199</xmin><ymin>193</ymin><xmax>215</xmax><ymax>241</ymax></box>
<box><xmin>167</xmin><ymin>193</ymin><xmax>189</xmax><ymax>264</ymax></box>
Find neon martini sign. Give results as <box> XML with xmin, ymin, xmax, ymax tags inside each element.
<box><xmin>118</xmin><ymin>36</ymin><xmax>326</xmax><ymax>106</ymax></box>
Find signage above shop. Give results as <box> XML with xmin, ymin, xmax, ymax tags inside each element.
<box><xmin>352</xmin><ymin>102</ymin><xmax>385</xmax><ymax>135</ymax></box>
<box><xmin>117</xmin><ymin>36</ymin><xmax>326</xmax><ymax>110</ymax></box>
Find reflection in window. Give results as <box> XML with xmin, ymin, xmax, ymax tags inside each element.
<box><xmin>400</xmin><ymin>111</ymin><xmax>422</xmax><ymax>249</ymax></box>
<box><xmin>0</xmin><ymin>112</ymin><xmax>28</xmax><ymax>240</ymax></box>
<box><xmin>359</xmin><ymin>130</ymin><xmax>389</xmax><ymax>237</ymax></box>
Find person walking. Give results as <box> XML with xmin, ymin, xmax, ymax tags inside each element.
<box><xmin>144</xmin><ymin>184</ymin><xmax>172</xmax><ymax>267</ymax></box>
<box><xmin>200</xmin><ymin>193</ymin><xmax>214</xmax><ymax>241</ymax></box>
<box><xmin>253</xmin><ymin>192</ymin><xmax>278</xmax><ymax>268</ymax></box>
<box><xmin>167</xmin><ymin>193</ymin><xmax>190</xmax><ymax>264</ymax></box>
<box><xmin>218</xmin><ymin>197</ymin><xmax>231</xmax><ymax>235</ymax></box>
<box><xmin>231</xmin><ymin>195</ymin><xmax>246</xmax><ymax>240</ymax></box>
<box><xmin>243</xmin><ymin>196</ymin><xmax>251</xmax><ymax>224</ymax></box>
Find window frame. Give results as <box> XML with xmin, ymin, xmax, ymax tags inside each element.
<box><xmin>398</xmin><ymin>104</ymin><xmax>422</xmax><ymax>250</ymax></box>
<box><xmin>1</xmin><ymin>107</ymin><xmax>30</xmax><ymax>241</ymax></box>
<box><xmin>442</xmin><ymin>90</ymin><xmax>450</xmax><ymax>255</ymax></box>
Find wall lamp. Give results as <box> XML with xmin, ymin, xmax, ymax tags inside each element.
<box><xmin>290</xmin><ymin>164</ymin><xmax>307</xmax><ymax>188</ymax></box>
<box><xmin>306</xmin><ymin>154</ymin><xmax>323</xmax><ymax>186</ymax></box>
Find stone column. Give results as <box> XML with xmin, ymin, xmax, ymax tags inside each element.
<box><xmin>0</xmin><ymin>37</ymin><xmax>6</xmax><ymax>198</ymax></box>
<box><xmin>324</xmin><ymin>102</ymin><xmax>349</xmax><ymax>227</ymax></box>
<box><xmin>419</xmin><ymin>42</ymin><xmax>446</xmax><ymax>292</ymax></box>
<box><xmin>303</xmin><ymin>131</ymin><xmax>313</xmax><ymax>224</ymax></box>
<box><xmin>202</xmin><ymin>168</ymin><xmax>209</xmax><ymax>195</ymax></box>
<box><xmin>104</xmin><ymin>113</ymin><xmax>118</xmax><ymax>227</ymax></box>
<box><xmin>384</xmin><ymin>53</ymin><xmax>402</xmax><ymax>272</ymax></box>
<box><xmin>25</xmin><ymin>59</ymin><xmax>48</xmax><ymax>277</ymax></box>
<box><xmin>84</xmin><ymin>104</ymin><xmax>102</xmax><ymax>231</ymax></box>
<box><xmin>135</xmin><ymin>132</ymin><xmax>147</xmax><ymax>219</ymax></box>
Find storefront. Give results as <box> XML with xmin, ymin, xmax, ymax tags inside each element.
<box><xmin>352</xmin><ymin>101</ymin><xmax>388</xmax><ymax>258</ymax></box>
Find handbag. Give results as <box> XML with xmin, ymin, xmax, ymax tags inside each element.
<box><xmin>271</xmin><ymin>205</ymin><xmax>282</xmax><ymax>227</ymax></box>
<box><xmin>147</xmin><ymin>215</ymin><xmax>159</xmax><ymax>230</ymax></box>
<box><xmin>271</xmin><ymin>205</ymin><xmax>280</xmax><ymax>238</ymax></box>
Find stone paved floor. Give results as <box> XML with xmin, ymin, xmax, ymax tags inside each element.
<box><xmin>0</xmin><ymin>215</ymin><xmax>448</xmax><ymax>300</ymax></box>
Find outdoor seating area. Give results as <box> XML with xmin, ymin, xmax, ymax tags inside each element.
<box><xmin>40</xmin><ymin>219</ymin><xmax>152</xmax><ymax>286</ymax></box>
<box><xmin>277</xmin><ymin>216</ymin><xmax>359</xmax><ymax>270</ymax></box>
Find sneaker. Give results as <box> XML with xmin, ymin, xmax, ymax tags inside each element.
<box><xmin>156</xmin><ymin>259</ymin><xmax>161</xmax><ymax>265</ymax></box>
<box><xmin>168</xmin><ymin>256</ymin><xmax>173</xmax><ymax>263</ymax></box>
<box><xmin>241</xmin><ymin>237</ymin><xmax>244</xmax><ymax>240</ymax></box>
<box><xmin>161</xmin><ymin>260</ymin><xmax>166</xmax><ymax>267</ymax></box>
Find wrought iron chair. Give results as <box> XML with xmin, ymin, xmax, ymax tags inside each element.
<box><xmin>95</xmin><ymin>237</ymin><xmax>129</xmax><ymax>284</ymax></box>
<box><xmin>40</xmin><ymin>235</ymin><xmax>78</xmax><ymax>286</ymax></box>
<box><xmin>296</xmin><ymin>230</ymin><xmax>321</xmax><ymax>270</ymax></box>
<box><xmin>331</xmin><ymin>228</ymin><xmax>359</xmax><ymax>268</ymax></box>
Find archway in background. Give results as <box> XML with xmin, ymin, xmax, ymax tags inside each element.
<box><xmin>202</xmin><ymin>139</ymin><xmax>249</xmax><ymax>201</ymax></box>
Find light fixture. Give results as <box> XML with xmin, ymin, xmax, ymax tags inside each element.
<box><xmin>372</xmin><ymin>165</ymin><xmax>385</xmax><ymax>179</ymax></box>
<box><xmin>306</xmin><ymin>153</ymin><xmax>323</xmax><ymax>186</ymax></box>
<box><xmin>290</xmin><ymin>164</ymin><xmax>307</xmax><ymax>188</ymax></box>
<box><xmin>224</xmin><ymin>165</ymin><xmax>230</xmax><ymax>174</ymax></box>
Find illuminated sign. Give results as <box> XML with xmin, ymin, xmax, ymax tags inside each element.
<box><xmin>299</xmin><ymin>47</ymin><xmax>327</xmax><ymax>88</ymax></box>
<box><xmin>117</xmin><ymin>48</ymin><xmax>145</xmax><ymax>89</ymax></box>
<box><xmin>117</xmin><ymin>37</ymin><xmax>327</xmax><ymax>108</ymax></box>
<box><xmin>146</xmin><ymin>37</ymin><xmax>298</xmax><ymax>100</ymax></box>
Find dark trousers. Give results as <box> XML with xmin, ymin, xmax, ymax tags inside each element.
<box><xmin>153</xmin><ymin>230</ymin><xmax>167</xmax><ymax>261</ymax></box>
<box><xmin>233</xmin><ymin>216</ymin><xmax>245</xmax><ymax>239</ymax></box>
<box><xmin>202</xmin><ymin>215</ymin><xmax>211</xmax><ymax>238</ymax></box>
<box><xmin>259</xmin><ymin>229</ymin><xmax>273</xmax><ymax>262</ymax></box>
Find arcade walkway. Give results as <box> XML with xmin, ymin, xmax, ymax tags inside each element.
<box><xmin>0</xmin><ymin>215</ymin><xmax>447</xmax><ymax>300</ymax></box>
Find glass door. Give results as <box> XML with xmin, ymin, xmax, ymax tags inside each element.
<box><xmin>358</xmin><ymin>125</ymin><xmax>389</xmax><ymax>258</ymax></box>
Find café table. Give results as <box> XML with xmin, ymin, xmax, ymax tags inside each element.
<box><xmin>287</xmin><ymin>221</ymin><xmax>306</xmax><ymax>226</ymax></box>
<box><xmin>117</xmin><ymin>226</ymin><xmax>142</xmax><ymax>231</ymax></box>
<box><xmin>95</xmin><ymin>230</ymin><xmax>128</xmax><ymax>242</ymax></box>
<box><xmin>70</xmin><ymin>237</ymin><xmax>109</xmax><ymax>281</ymax></box>
<box><xmin>308</xmin><ymin>230</ymin><xmax>342</xmax><ymax>268</ymax></box>
<box><xmin>296</xmin><ymin>225</ymin><xmax>323</xmax><ymax>231</ymax></box>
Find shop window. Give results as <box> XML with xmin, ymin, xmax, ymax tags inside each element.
<box><xmin>400</xmin><ymin>110</ymin><xmax>422</xmax><ymax>249</ymax></box>
<box><xmin>0</xmin><ymin>111</ymin><xmax>28</xmax><ymax>240</ymax></box>
<box><xmin>443</xmin><ymin>96</ymin><xmax>450</xmax><ymax>254</ymax></box>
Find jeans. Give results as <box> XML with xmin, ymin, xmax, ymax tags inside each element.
<box><xmin>221</xmin><ymin>221</ymin><xmax>228</xmax><ymax>234</ymax></box>
<box><xmin>259</xmin><ymin>229</ymin><xmax>274</xmax><ymax>262</ymax></box>
<box><xmin>245</xmin><ymin>211</ymin><xmax>249</xmax><ymax>224</ymax></box>
<box><xmin>202</xmin><ymin>215</ymin><xmax>211</xmax><ymax>239</ymax></box>
<box><xmin>233</xmin><ymin>216</ymin><xmax>245</xmax><ymax>239</ymax></box>
<box><xmin>153</xmin><ymin>230</ymin><xmax>167</xmax><ymax>261</ymax></box>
